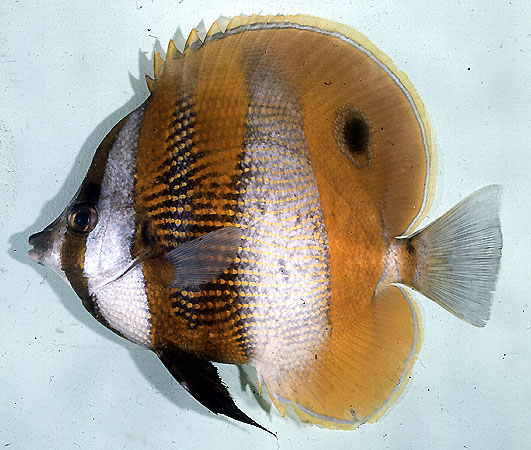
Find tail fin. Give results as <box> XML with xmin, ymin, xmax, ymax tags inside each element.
<box><xmin>406</xmin><ymin>185</ymin><xmax>502</xmax><ymax>327</ymax></box>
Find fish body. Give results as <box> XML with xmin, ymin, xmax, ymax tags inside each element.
<box><xmin>28</xmin><ymin>15</ymin><xmax>502</xmax><ymax>431</ymax></box>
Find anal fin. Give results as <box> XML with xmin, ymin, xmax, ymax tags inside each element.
<box><xmin>258</xmin><ymin>286</ymin><xmax>420</xmax><ymax>429</ymax></box>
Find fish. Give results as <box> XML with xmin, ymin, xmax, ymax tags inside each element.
<box><xmin>27</xmin><ymin>14</ymin><xmax>502</xmax><ymax>432</ymax></box>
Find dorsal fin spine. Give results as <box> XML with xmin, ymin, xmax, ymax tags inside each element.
<box><xmin>145</xmin><ymin>74</ymin><xmax>155</xmax><ymax>92</ymax></box>
<box><xmin>166</xmin><ymin>39</ymin><xmax>179</xmax><ymax>59</ymax></box>
<box><xmin>185</xmin><ymin>28</ymin><xmax>201</xmax><ymax>48</ymax></box>
<box><xmin>153</xmin><ymin>52</ymin><xmax>165</xmax><ymax>79</ymax></box>
<box><xmin>206</xmin><ymin>20</ymin><xmax>222</xmax><ymax>38</ymax></box>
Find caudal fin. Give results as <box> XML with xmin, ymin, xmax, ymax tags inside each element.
<box><xmin>407</xmin><ymin>185</ymin><xmax>502</xmax><ymax>327</ymax></box>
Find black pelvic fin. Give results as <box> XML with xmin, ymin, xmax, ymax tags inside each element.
<box><xmin>156</xmin><ymin>347</ymin><xmax>275</xmax><ymax>436</ymax></box>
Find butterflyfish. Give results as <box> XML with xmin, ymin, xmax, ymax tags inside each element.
<box><xmin>27</xmin><ymin>14</ymin><xmax>503</xmax><ymax>432</ymax></box>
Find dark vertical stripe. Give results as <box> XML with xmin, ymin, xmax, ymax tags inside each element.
<box><xmin>61</xmin><ymin>112</ymin><xmax>136</xmax><ymax>306</ymax></box>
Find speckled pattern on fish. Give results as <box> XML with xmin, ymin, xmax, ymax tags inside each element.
<box><xmin>28</xmin><ymin>14</ymin><xmax>502</xmax><ymax>432</ymax></box>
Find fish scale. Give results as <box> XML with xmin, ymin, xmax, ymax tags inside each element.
<box><xmin>141</xmin><ymin>69</ymin><xmax>330</xmax><ymax>371</ymax></box>
<box><xmin>142</xmin><ymin>98</ymin><xmax>197</xmax><ymax>246</ymax></box>
<box><xmin>140</xmin><ymin>87</ymin><xmax>250</xmax><ymax>361</ymax></box>
<box><xmin>234</xmin><ymin>68</ymin><xmax>330</xmax><ymax>372</ymax></box>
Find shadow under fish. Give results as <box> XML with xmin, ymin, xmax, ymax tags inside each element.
<box><xmin>27</xmin><ymin>14</ymin><xmax>502</xmax><ymax>433</ymax></box>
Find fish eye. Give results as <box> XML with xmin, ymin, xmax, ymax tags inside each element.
<box><xmin>67</xmin><ymin>203</ymin><xmax>98</xmax><ymax>234</ymax></box>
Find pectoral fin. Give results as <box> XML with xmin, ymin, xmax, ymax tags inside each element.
<box><xmin>164</xmin><ymin>227</ymin><xmax>242</xmax><ymax>288</ymax></box>
<box><xmin>156</xmin><ymin>347</ymin><xmax>273</xmax><ymax>435</ymax></box>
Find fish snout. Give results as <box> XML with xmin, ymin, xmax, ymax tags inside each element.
<box><xmin>28</xmin><ymin>229</ymin><xmax>53</xmax><ymax>265</ymax></box>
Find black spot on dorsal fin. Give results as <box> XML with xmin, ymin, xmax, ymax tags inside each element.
<box><xmin>334</xmin><ymin>106</ymin><xmax>372</xmax><ymax>168</ymax></box>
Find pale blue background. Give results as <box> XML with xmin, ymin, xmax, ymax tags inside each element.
<box><xmin>1</xmin><ymin>1</ymin><xmax>529</xmax><ymax>449</ymax></box>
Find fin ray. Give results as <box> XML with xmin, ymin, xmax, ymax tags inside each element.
<box><xmin>165</xmin><ymin>227</ymin><xmax>242</xmax><ymax>288</ymax></box>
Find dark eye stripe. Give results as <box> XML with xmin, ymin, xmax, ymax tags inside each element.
<box><xmin>60</xmin><ymin>112</ymin><xmax>135</xmax><ymax>303</ymax></box>
<box><xmin>61</xmin><ymin>230</ymin><xmax>89</xmax><ymax>300</ymax></box>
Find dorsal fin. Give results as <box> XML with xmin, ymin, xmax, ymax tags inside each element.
<box><xmin>216</xmin><ymin>15</ymin><xmax>230</xmax><ymax>32</ymax></box>
<box><xmin>146</xmin><ymin>40</ymin><xmax>182</xmax><ymax>92</ymax></box>
<box><xmin>143</xmin><ymin>13</ymin><xmax>435</xmax><ymax>234</ymax></box>
<box><xmin>225</xmin><ymin>14</ymin><xmax>255</xmax><ymax>30</ymax></box>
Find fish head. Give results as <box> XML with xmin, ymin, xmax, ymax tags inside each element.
<box><xmin>28</xmin><ymin>191</ymin><xmax>133</xmax><ymax>289</ymax></box>
<box><xmin>27</xmin><ymin>107</ymin><xmax>147</xmax><ymax>306</ymax></box>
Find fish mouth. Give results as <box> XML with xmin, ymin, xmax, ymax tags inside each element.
<box><xmin>28</xmin><ymin>247</ymin><xmax>42</xmax><ymax>264</ymax></box>
<box><xmin>27</xmin><ymin>219</ymin><xmax>68</xmax><ymax>278</ymax></box>
<box><xmin>28</xmin><ymin>231</ymin><xmax>47</xmax><ymax>265</ymax></box>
